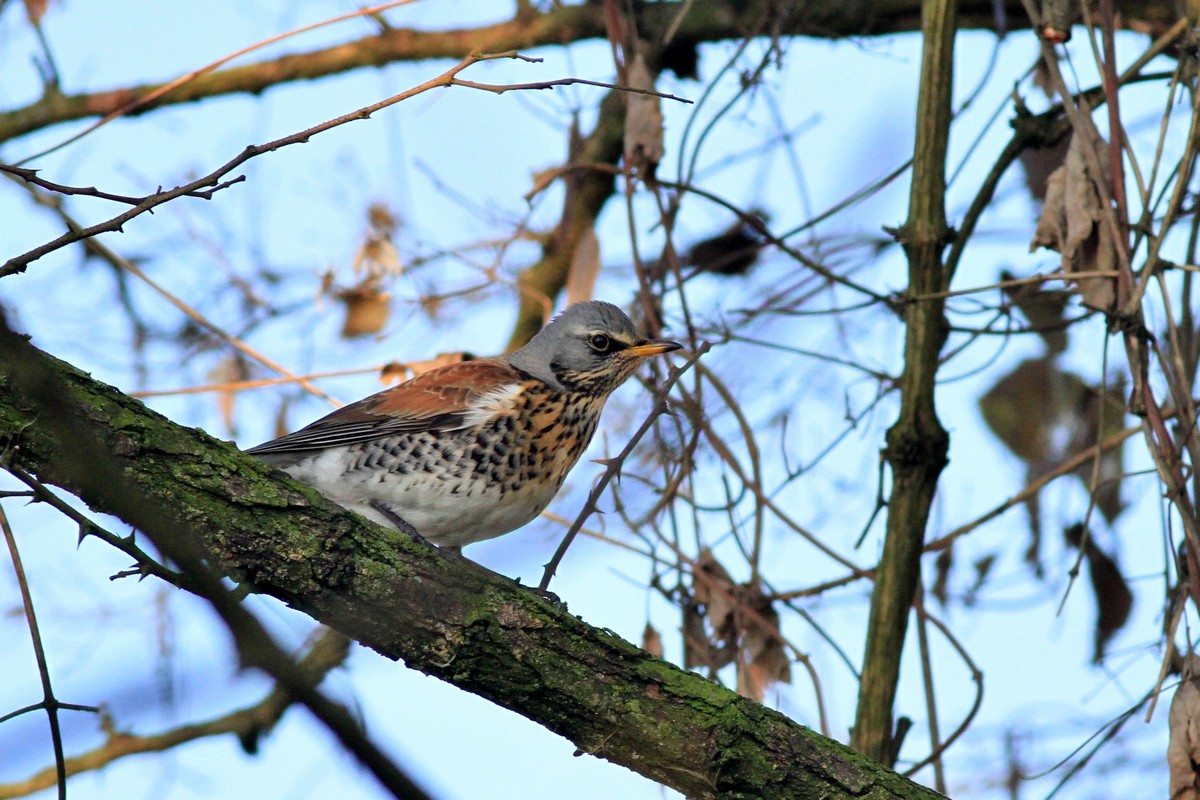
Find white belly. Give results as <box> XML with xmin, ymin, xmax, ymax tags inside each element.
<box><xmin>282</xmin><ymin>447</ymin><xmax>559</xmax><ymax>547</ymax></box>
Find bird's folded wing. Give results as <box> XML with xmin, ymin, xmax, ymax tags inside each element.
<box><xmin>245</xmin><ymin>359</ymin><xmax>526</xmax><ymax>455</ymax></box>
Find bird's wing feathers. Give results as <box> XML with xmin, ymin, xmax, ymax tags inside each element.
<box><xmin>245</xmin><ymin>360</ymin><xmax>526</xmax><ymax>455</ymax></box>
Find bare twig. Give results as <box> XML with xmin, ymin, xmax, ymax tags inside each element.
<box><xmin>2</xmin><ymin>51</ymin><xmax>558</xmax><ymax>279</ymax></box>
<box><xmin>15</xmin><ymin>0</ymin><xmax>422</xmax><ymax>162</ymax></box>
<box><xmin>0</xmin><ymin>503</ymin><xmax>92</xmax><ymax>800</ymax></box>
<box><xmin>0</xmin><ymin>628</ymin><xmax>352</xmax><ymax>800</ymax></box>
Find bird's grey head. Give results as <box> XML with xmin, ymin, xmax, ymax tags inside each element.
<box><xmin>505</xmin><ymin>301</ymin><xmax>681</xmax><ymax>394</ymax></box>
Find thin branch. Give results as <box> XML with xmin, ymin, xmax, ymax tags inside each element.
<box><xmin>15</xmin><ymin>0</ymin><xmax>423</xmax><ymax>162</ymax></box>
<box><xmin>1</xmin><ymin>51</ymin><xmax>538</xmax><ymax>279</ymax></box>
<box><xmin>2</xmin><ymin>466</ymin><xmax>185</xmax><ymax>587</ymax></box>
<box><xmin>0</xmin><ymin>1</ymin><xmax>1057</xmax><ymax>148</ymax></box>
<box><xmin>0</xmin><ymin>629</ymin><xmax>352</xmax><ymax>800</ymax></box>
<box><xmin>0</xmin><ymin>504</ymin><xmax>72</xmax><ymax>800</ymax></box>
<box><xmin>451</xmin><ymin>75</ymin><xmax>692</xmax><ymax>103</ymax></box>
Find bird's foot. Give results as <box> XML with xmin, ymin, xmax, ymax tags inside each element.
<box><xmin>368</xmin><ymin>501</ymin><xmax>434</xmax><ymax>547</ymax></box>
<box><xmin>513</xmin><ymin>578</ymin><xmax>566</xmax><ymax>609</ymax></box>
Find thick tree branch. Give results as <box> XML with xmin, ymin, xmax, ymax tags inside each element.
<box><xmin>1</xmin><ymin>0</ymin><xmax>1072</xmax><ymax>148</ymax></box>
<box><xmin>852</xmin><ymin>0</ymin><xmax>954</xmax><ymax>764</ymax></box>
<box><xmin>0</xmin><ymin>321</ymin><xmax>430</xmax><ymax>798</ymax></box>
<box><xmin>0</xmin><ymin>323</ymin><xmax>943</xmax><ymax>799</ymax></box>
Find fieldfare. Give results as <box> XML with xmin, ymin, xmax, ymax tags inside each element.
<box><xmin>247</xmin><ymin>301</ymin><xmax>681</xmax><ymax>547</ymax></box>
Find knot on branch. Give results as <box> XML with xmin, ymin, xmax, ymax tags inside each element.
<box><xmin>882</xmin><ymin>425</ymin><xmax>949</xmax><ymax>473</ymax></box>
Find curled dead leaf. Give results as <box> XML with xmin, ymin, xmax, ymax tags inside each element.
<box><xmin>1018</xmin><ymin>134</ymin><xmax>1070</xmax><ymax>203</ymax></box>
<box><xmin>623</xmin><ymin>46</ymin><xmax>663</xmax><ymax>178</ymax></box>
<box><xmin>684</xmin><ymin>212</ymin><xmax>769</xmax><ymax>278</ymax></box>
<box><xmin>737</xmin><ymin>590</ymin><xmax>791</xmax><ymax>702</ymax></box>
<box><xmin>932</xmin><ymin>547</ymin><xmax>953</xmax><ymax>607</ymax></box>
<box><xmin>979</xmin><ymin>357</ymin><xmax>1059</xmax><ymax>463</ymax></box>
<box><xmin>964</xmin><ymin>554</ymin><xmax>996</xmax><ymax>607</ymax></box>
<box><xmin>688</xmin><ymin>549</ymin><xmax>793</xmax><ymax>699</ymax></box>
<box><xmin>566</xmin><ymin>223</ymin><xmax>600</xmax><ymax>306</ymax></box>
<box><xmin>1064</xmin><ymin>524</ymin><xmax>1133</xmax><ymax>664</ymax></box>
<box><xmin>353</xmin><ymin>202</ymin><xmax>403</xmax><ymax>278</ymax></box>
<box><xmin>694</xmin><ymin>548</ymin><xmax>737</xmax><ymax>638</ymax></box>
<box><xmin>1000</xmin><ymin>269</ymin><xmax>1070</xmax><ymax>354</ymax></box>
<box><xmin>1029</xmin><ymin>123</ymin><xmax>1118</xmax><ymax>312</ymax></box>
<box><xmin>1066</xmin><ymin>376</ymin><xmax>1126</xmax><ymax>523</ymax></box>
<box><xmin>1168</xmin><ymin>653</ymin><xmax>1200</xmax><ymax>800</ymax></box>
<box><xmin>208</xmin><ymin>353</ymin><xmax>249</xmax><ymax>437</ymax></box>
<box><xmin>641</xmin><ymin>622</ymin><xmax>664</xmax><ymax>658</ymax></box>
<box><xmin>981</xmin><ymin>358</ymin><xmax>1127</xmax><ymax>551</ymax></box>
<box><xmin>337</xmin><ymin>277</ymin><xmax>391</xmax><ymax>339</ymax></box>
<box><xmin>682</xmin><ymin>598</ymin><xmax>716</xmax><ymax>671</ymax></box>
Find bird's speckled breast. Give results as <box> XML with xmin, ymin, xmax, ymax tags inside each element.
<box><xmin>289</xmin><ymin>383</ymin><xmax>608</xmax><ymax>545</ymax></box>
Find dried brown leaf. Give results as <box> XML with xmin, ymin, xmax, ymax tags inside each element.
<box><xmin>1087</xmin><ymin>541</ymin><xmax>1133</xmax><ymax>664</ymax></box>
<box><xmin>981</xmin><ymin>359</ymin><xmax>1126</xmax><ymax>546</ymax></box>
<box><xmin>1063</xmin><ymin>524</ymin><xmax>1133</xmax><ymax>664</ymax></box>
<box><xmin>1001</xmin><ymin>269</ymin><xmax>1070</xmax><ymax>354</ymax></box>
<box><xmin>932</xmin><ymin>547</ymin><xmax>953</xmax><ymax>607</ymax></box>
<box><xmin>24</xmin><ymin>0</ymin><xmax>49</xmax><ymax>25</ymax></box>
<box><xmin>367</xmin><ymin>202</ymin><xmax>398</xmax><ymax>236</ymax></box>
<box><xmin>623</xmin><ymin>47</ymin><xmax>663</xmax><ymax>178</ymax></box>
<box><xmin>687</xmin><ymin>550</ymin><xmax>739</xmax><ymax>673</ymax></box>
<box><xmin>686</xmin><ymin>214</ymin><xmax>767</xmax><ymax>278</ymax></box>
<box><xmin>566</xmin><ymin>223</ymin><xmax>600</xmax><ymax>306</ymax></box>
<box><xmin>964</xmin><ymin>554</ymin><xmax>996</xmax><ymax>607</ymax></box>
<box><xmin>353</xmin><ymin>202</ymin><xmax>403</xmax><ymax>277</ymax></box>
<box><xmin>694</xmin><ymin>548</ymin><xmax>736</xmax><ymax>636</ymax></box>
<box><xmin>641</xmin><ymin>622</ymin><xmax>664</xmax><ymax>658</ymax></box>
<box><xmin>1066</xmin><ymin>376</ymin><xmax>1126</xmax><ymax>523</ymax></box>
<box><xmin>737</xmin><ymin>591</ymin><xmax>791</xmax><ymax>701</ymax></box>
<box><xmin>207</xmin><ymin>353</ymin><xmax>249</xmax><ymax>437</ymax></box>
<box><xmin>1018</xmin><ymin>134</ymin><xmax>1070</xmax><ymax>202</ymax></box>
<box><xmin>353</xmin><ymin>238</ymin><xmax>402</xmax><ymax>278</ymax></box>
<box><xmin>682</xmin><ymin>599</ymin><xmax>730</xmax><ymax>671</ymax></box>
<box><xmin>337</xmin><ymin>278</ymin><xmax>391</xmax><ymax>339</ymax></box>
<box><xmin>1030</xmin><ymin>125</ymin><xmax>1117</xmax><ymax>311</ymax></box>
<box><xmin>979</xmin><ymin>357</ymin><xmax>1060</xmax><ymax>463</ymax></box>
<box><xmin>1169</xmin><ymin>654</ymin><xmax>1200</xmax><ymax>800</ymax></box>
<box><xmin>1089</xmin><ymin>546</ymin><xmax>1132</xmax><ymax>666</ymax></box>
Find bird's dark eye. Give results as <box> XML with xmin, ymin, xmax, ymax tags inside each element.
<box><xmin>588</xmin><ymin>333</ymin><xmax>613</xmax><ymax>352</ymax></box>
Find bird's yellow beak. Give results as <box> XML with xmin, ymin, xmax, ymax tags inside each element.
<box><xmin>625</xmin><ymin>339</ymin><xmax>683</xmax><ymax>357</ymax></box>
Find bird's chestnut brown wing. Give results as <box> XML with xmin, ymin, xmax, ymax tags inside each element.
<box><xmin>245</xmin><ymin>359</ymin><xmax>525</xmax><ymax>455</ymax></box>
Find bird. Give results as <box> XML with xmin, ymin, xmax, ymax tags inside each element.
<box><xmin>246</xmin><ymin>301</ymin><xmax>682</xmax><ymax>548</ymax></box>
